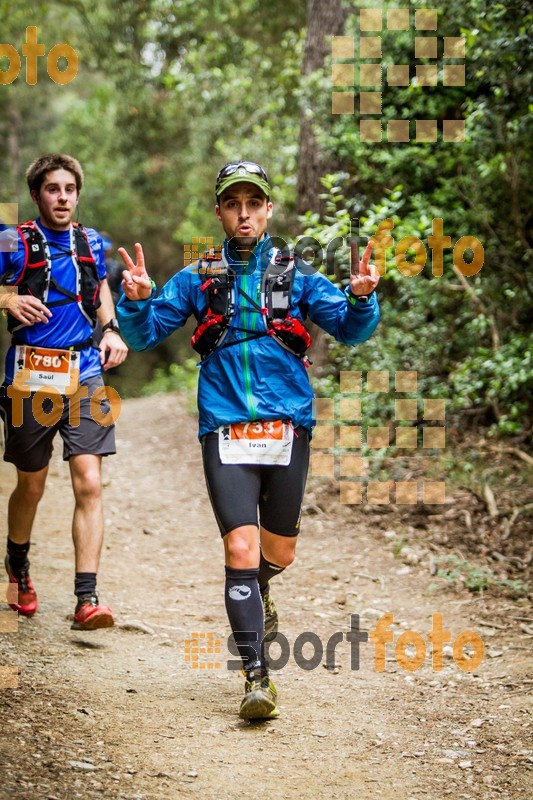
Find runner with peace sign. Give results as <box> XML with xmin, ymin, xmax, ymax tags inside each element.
<box><xmin>117</xmin><ymin>162</ymin><xmax>380</xmax><ymax>720</ymax></box>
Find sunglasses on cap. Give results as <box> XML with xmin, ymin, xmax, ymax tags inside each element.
<box><xmin>215</xmin><ymin>161</ymin><xmax>269</xmax><ymax>188</ymax></box>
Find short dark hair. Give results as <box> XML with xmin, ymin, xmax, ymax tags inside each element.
<box><xmin>26</xmin><ymin>153</ymin><xmax>84</xmax><ymax>194</ymax></box>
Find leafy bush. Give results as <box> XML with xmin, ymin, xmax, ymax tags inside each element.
<box><xmin>142</xmin><ymin>358</ymin><xmax>199</xmax><ymax>397</ymax></box>
<box><xmin>434</xmin><ymin>554</ymin><xmax>529</xmax><ymax>597</ymax></box>
<box><xmin>304</xmin><ymin>173</ymin><xmax>532</xmax><ymax>437</ymax></box>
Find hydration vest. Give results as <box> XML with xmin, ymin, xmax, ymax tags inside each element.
<box><xmin>5</xmin><ymin>220</ymin><xmax>101</xmax><ymax>334</ymax></box>
<box><xmin>190</xmin><ymin>246</ymin><xmax>312</xmax><ymax>363</ymax></box>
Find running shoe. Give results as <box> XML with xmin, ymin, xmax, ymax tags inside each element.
<box><xmin>71</xmin><ymin>593</ymin><xmax>114</xmax><ymax>631</ymax></box>
<box><xmin>4</xmin><ymin>554</ymin><xmax>38</xmax><ymax>617</ymax></box>
<box><xmin>262</xmin><ymin>589</ymin><xmax>278</xmax><ymax>642</ymax></box>
<box><xmin>239</xmin><ymin>674</ymin><xmax>280</xmax><ymax>720</ymax></box>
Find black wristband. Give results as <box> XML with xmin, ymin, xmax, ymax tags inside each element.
<box><xmin>346</xmin><ymin>289</ymin><xmax>374</xmax><ymax>306</ymax></box>
<box><xmin>102</xmin><ymin>318</ymin><xmax>121</xmax><ymax>335</ymax></box>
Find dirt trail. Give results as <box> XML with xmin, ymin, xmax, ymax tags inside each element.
<box><xmin>0</xmin><ymin>394</ymin><xmax>531</xmax><ymax>800</ymax></box>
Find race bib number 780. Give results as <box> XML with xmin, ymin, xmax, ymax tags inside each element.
<box><xmin>14</xmin><ymin>345</ymin><xmax>79</xmax><ymax>395</ymax></box>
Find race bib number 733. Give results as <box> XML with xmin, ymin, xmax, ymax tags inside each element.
<box><xmin>218</xmin><ymin>420</ymin><xmax>294</xmax><ymax>465</ymax></box>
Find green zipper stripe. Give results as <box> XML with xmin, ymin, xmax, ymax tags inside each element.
<box><xmin>241</xmin><ymin>271</ymin><xmax>256</xmax><ymax>420</ymax></box>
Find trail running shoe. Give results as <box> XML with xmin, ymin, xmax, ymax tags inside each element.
<box><xmin>239</xmin><ymin>674</ymin><xmax>280</xmax><ymax>721</ymax></box>
<box><xmin>71</xmin><ymin>593</ymin><xmax>114</xmax><ymax>631</ymax></box>
<box><xmin>262</xmin><ymin>590</ymin><xmax>278</xmax><ymax>642</ymax></box>
<box><xmin>4</xmin><ymin>554</ymin><xmax>38</xmax><ymax>617</ymax></box>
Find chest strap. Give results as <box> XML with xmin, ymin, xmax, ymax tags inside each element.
<box><xmin>11</xmin><ymin>336</ymin><xmax>94</xmax><ymax>351</ymax></box>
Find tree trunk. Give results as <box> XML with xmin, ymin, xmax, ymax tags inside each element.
<box><xmin>296</xmin><ymin>0</ymin><xmax>349</xmax><ymax>216</ymax></box>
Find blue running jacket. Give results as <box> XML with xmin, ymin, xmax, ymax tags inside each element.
<box><xmin>117</xmin><ymin>235</ymin><xmax>380</xmax><ymax>438</ymax></box>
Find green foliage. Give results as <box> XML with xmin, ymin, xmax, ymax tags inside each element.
<box><xmin>302</xmin><ymin>0</ymin><xmax>532</xmax><ymax>436</ymax></box>
<box><xmin>304</xmin><ymin>174</ymin><xmax>532</xmax><ymax>435</ymax></box>
<box><xmin>392</xmin><ymin>537</ymin><xmax>406</xmax><ymax>559</ymax></box>
<box><xmin>0</xmin><ymin>0</ymin><xmax>530</xmax><ymax>433</ymax></box>
<box><xmin>435</xmin><ymin>554</ymin><xmax>529</xmax><ymax>596</ymax></box>
<box><xmin>142</xmin><ymin>358</ymin><xmax>199</xmax><ymax>397</ymax></box>
<box><xmin>450</xmin><ymin>340</ymin><xmax>533</xmax><ymax>434</ymax></box>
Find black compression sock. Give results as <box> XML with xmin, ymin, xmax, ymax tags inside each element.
<box><xmin>74</xmin><ymin>572</ymin><xmax>97</xmax><ymax>598</ymax></box>
<box><xmin>224</xmin><ymin>566</ymin><xmax>265</xmax><ymax>673</ymax></box>
<box><xmin>6</xmin><ymin>538</ymin><xmax>31</xmax><ymax>573</ymax></box>
<box><xmin>258</xmin><ymin>552</ymin><xmax>286</xmax><ymax>595</ymax></box>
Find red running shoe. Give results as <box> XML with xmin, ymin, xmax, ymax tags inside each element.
<box><xmin>72</xmin><ymin>593</ymin><xmax>114</xmax><ymax>631</ymax></box>
<box><xmin>4</xmin><ymin>555</ymin><xmax>38</xmax><ymax>617</ymax></box>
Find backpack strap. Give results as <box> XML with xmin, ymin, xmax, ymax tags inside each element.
<box><xmin>72</xmin><ymin>222</ymin><xmax>96</xmax><ymax>265</ymax></box>
<box><xmin>7</xmin><ymin>221</ymin><xmax>101</xmax><ymax>334</ymax></box>
<box><xmin>192</xmin><ymin>246</ymin><xmax>312</xmax><ymax>363</ymax></box>
<box><xmin>13</xmin><ymin>221</ymin><xmax>95</xmax><ymax>303</ymax></box>
<box><xmin>261</xmin><ymin>250</ymin><xmax>297</xmax><ymax>322</ymax></box>
<box><xmin>14</xmin><ymin>221</ymin><xmax>48</xmax><ymax>282</ymax></box>
<box><xmin>261</xmin><ymin>251</ymin><xmax>312</xmax><ymax>362</ymax></box>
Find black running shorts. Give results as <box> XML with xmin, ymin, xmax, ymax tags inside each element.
<box><xmin>0</xmin><ymin>376</ymin><xmax>117</xmax><ymax>473</ymax></box>
<box><xmin>201</xmin><ymin>425</ymin><xmax>310</xmax><ymax>537</ymax></box>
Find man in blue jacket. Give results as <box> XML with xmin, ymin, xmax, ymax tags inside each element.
<box><xmin>0</xmin><ymin>153</ymin><xmax>128</xmax><ymax>630</ymax></box>
<box><xmin>117</xmin><ymin>161</ymin><xmax>380</xmax><ymax>720</ymax></box>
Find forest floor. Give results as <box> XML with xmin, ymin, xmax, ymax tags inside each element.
<box><xmin>0</xmin><ymin>393</ymin><xmax>531</xmax><ymax>800</ymax></box>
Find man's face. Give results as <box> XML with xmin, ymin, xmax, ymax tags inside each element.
<box><xmin>215</xmin><ymin>182</ymin><xmax>273</xmax><ymax>248</ymax></box>
<box><xmin>31</xmin><ymin>168</ymin><xmax>79</xmax><ymax>231</ymax></box>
